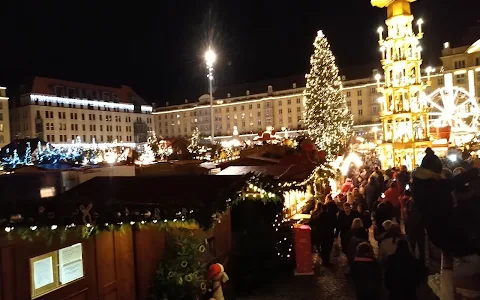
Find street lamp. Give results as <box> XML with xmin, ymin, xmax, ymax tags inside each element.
<box><xmin>426</xmin><ymin>66</ymin><xmax>435</xmax><ymax>82</ymax></box>
<box><xmin>205</xmin><ymin>48</ymin><xmax>216</xmax><ymax>144</ymax></box>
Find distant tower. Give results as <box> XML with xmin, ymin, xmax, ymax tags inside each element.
<box><xmin>371</xmin><ymin>0</ymin><xmax>432</xmax><ymax>169</ymax></box>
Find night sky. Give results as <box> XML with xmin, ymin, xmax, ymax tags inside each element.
<box><xmin>1</xmin><ymin>0</ymin><xmax>479</xmax><ymax>105</ymax></box>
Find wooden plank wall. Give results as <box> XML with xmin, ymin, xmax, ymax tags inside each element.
<box><xmin>95</xmin><ymin>229</ymin><xmax>136</xmax><ymax>300</ymax></box>
<box><xmin>0</xmin><ymin>211</ymin><xmax>231</xmax><ymax>300</ymax></box>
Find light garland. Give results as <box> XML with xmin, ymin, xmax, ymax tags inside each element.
<box><xmin>30</xmin><ymin>94</ymin><xmax>152</xmax><ymax>113</ymax></box>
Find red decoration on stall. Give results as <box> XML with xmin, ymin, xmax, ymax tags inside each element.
<box><xmin>302</xmin><ymin>143</ymin><xmax>315</xmax><ymax>152</ymax></box>
<box><xmin>316</xmin><ymin>150</ymin><xmax>326</xmax><ymax>160</ymax></box>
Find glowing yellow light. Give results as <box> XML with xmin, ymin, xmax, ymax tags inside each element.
<box><xmin>205</xmin><ymin>48</ymin><xmax>216</xmax><ymax>68</ymax></box>
<box><xmin>340</xmin><ymin>152</ymin><xmax>363</xmax><ymax>176</ymax></box>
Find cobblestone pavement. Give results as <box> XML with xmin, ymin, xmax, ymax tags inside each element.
<box><xmin>238</xmin><ymin>229</ymin><xmax>439</xmax><ymax>300</ymax></box>
<box><xmin>238</xmin><ymin>253</ymin><xmax>356</xmax><ymax>300</ymax></box>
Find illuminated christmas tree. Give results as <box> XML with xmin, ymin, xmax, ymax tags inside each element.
<box><xmin>24</xmin><ymin>142</ymin><xmax>33</xmax><ymax>165</ymax></box>
<box><xmin>303</xmin><ymin>30</ymin><xmax>353</xmax><ymax>160</ymax></box>
<box><xmin>188</xmin><ymin>127</ymin><xmax>200</xmax><ymax>154</ymax></box>
<box><xmin>3</xmin><ymin>149</ymin><xmax>22</xmax><ymax>169</ymax></box>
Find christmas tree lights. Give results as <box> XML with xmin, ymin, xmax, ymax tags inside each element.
<box><xmin>24</xmin><ymin>142</ymin><xmax>33</xmax><ymax>165</ymax></box>
<box><xmin>303</xmin><ymin>30</ymin><xmax>353</xmax><ymax>161</ymax></box>
<box><xmin>188</xmin><ymin>127</ymin><xmax>200</xmax><ymax>154</ymax></box>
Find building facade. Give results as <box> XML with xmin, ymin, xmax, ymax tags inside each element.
<box><xmin>10</xmin><ymin>77</ymin><xmax>153</xmax><ymax>144</ymax></box>
<box><xmin>153</xmin><ymin>75</ymin><xmax>384</xmax><ymax>139</ymax></box>
<box><xmin>0</xmin><ymin>87</ymin><xmax>11</xmax><ymax>148</ymax></box>
<box><xmin>153</xmin><ymin>36</ymin><xmax>480</xmax><ymax>140</ymax></box>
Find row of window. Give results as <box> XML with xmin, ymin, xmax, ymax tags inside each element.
<box><xmin>278</xmin><ymin>99</ymin><xmax>302</xmax><ymax>106</ymax></box>
<box><xmin>46</xmin><ymin>134</ymin><xmax>133</xmax><ymax>143</ymax></box>
<box><xmin>34</xmin><ymin>100</ymin><xmax>130</xmax><ymax>112</ymax></box>
<box><xmin>161</xmin><ymin>107</ymin><xmax>303</xmax><ymax>127</ymax></box>
<box><xmin>345</xmin><ymin>88</ymin><xmax>378</xmax><ymax>97</ymax></box>
<box><xmin>454</xmin><ymin>58</ymin><xmax>480</xmax><ymax>70</ymax></box>
<box><xmin>158</xmin><ymin>101</ymin><xmax>278</xmax><ymax>120</ymax></box>
<box><xmin>346</xmin><ymin>106</ymin><xmax>379</xmax><ymax>116</ymax></box>
<box><xmin>41</xmin><ymin>111</ymin><xmax>147</xmax><ymax>123</ymax></box>
<box><xmin>158</xmin><ymin>114</ymin><xmax>302</xmax><ymax>135</ymax></box>
<box><xmin>44</xmin><ymin>123</ymin><xmax>135</xmax><ymax>132</ymax></box>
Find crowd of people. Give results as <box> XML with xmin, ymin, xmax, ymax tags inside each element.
<box><xmin>308</xmin><ymin>160</ymin><xmax>436</xmax><ymax>300</ymax></box>
<box><xmin>307</xmin><ymin>147</ymin><xmax>480</xmax><ymax>299</ymax></box>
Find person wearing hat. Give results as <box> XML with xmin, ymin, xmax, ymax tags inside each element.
<box><xmin>411</xmin><ymin>147</ymin><xmax>480</xmax><ymax>257</ymax></box>
<box><xmin>340</xmin><ymin>178</ymin><xmax>354</xmax><ymax>194</ymax></box>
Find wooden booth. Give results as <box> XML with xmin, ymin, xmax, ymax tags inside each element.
<box><xmin>0</xmin><ymin>175</ymin><xmax>243</xmax><ymax>300</ymax></box>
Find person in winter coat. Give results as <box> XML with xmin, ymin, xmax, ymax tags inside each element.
<box><xmin>378</xmin><ymin>222</ymin><xmax>408</xmax><ymax>263</ymax></box>
<box><xmin>347</xmin><ymin>218</ymin><xmax>369</xmax><ymax>267</ymax></box>
<box><xmin>375</xmin><ymin>220</ymin><xmax>393</xmax><ymax>247</ymax></box>
<box><xmin>396</xmin><ymin>165</ymin><xmax>410</xmax><ymax>193</ymax></box>
<box><xmin>384</xmin><ymin>239</ymin><xmax>423</xmax><ymax>300</ymax></box>
<box><xmin>309</xmin><ymin>202</ymin><xmax>323</xmax><ymax>252</ymax></box>
<box><xmin>411</xmin><ymin>147</ymin><xmax>480</xmax><ymax>256</ymax></box>
<box><xmin>405</xmin><ymin>197</ymin><xmax>426</xmax><ymax>267</ymax></box>
<box><xmin>351</xmin><ymin>242</ymin><xmax>382</xmax><ymax>300</ymax></box>
<box><xmin>335</xmin><ymin>202</ymin><xmax>360</xmax><ymax>254</ymax></box>
<box><xmin>352</xmin><ymin>188</ymin><xmax>365</xmax><ymax>208</ymax></box>
<box><xmin>374</xmin><ymin>202</ymin><xmax>394</xmax><ymax>236</ymax></box>
<box><xmin>357</xmin><ymin>204</ymin><xmax>372</xmax><ymax>230</ymax></box>
<box><xmin>318</xmin><ymin>204</ymin><xmax>336</xmax><ymax>266</ymax></box>
<box><xmin>364</xmin><ymin>176</ymin><xmax>381</xmax><ymax>213</ymax></box>
<box><xmin>384</xmin><ymin>181</ymin><xmax>401</xmax><ymax>222</ymax></box>
<box><xmin>374</xmin><ymin>166</ymin><xmax>385</xmax><ymax>191</ymax></box>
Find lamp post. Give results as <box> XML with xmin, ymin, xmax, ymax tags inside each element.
<box><xmin>377</xmin><ymin>27</ymin><xmax>384</xmax><ymax>41</ymax></box>
<box><xmin>417</xmin><ymin>18</ymin><xmax>424</xmax><ymax>34</ymax></box>
<box><xmin>426</xmin><ymin>66</ymin><xmax>435</xmax><ymax>82</ymax></box>
<box><xmin>205</xmin><ymin>48</ymin><xmax>216</xmax><ymax>144</ymax></box>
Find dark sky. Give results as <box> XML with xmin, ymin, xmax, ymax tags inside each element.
<box><xmin>1</xmin><ymin>0</ymin><xmax>479</xmax><ymax>105</ymax></box>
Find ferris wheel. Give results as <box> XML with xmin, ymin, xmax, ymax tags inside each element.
<box><xmin>425</xmin><ymin>86</ymin><xmax>480</xmax><ymax>139</ymax></box>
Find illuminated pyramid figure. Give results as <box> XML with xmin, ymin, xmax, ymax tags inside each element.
<box><xmin>372</xmin><ymin>0</ymin><xmax>433</xmax><ymax>169</ymax></box>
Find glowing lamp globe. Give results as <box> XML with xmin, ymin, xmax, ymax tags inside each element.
<box><xmin>205</xmin><ymin>49</ymin><xmax>216</xmax><ymax>68</ymax></box>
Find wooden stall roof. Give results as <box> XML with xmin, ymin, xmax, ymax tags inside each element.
<box><xmin>217</xmin><ymin>163</ymin><xmax>316</xmax><ymax>182</ymax></box>
<box><xmin>57</xmin><ymin>175</ymin><xmax>244</xmax><ymax>207</ymax></box>
<box><xmin>0</xmin><ymin>175</ymin><xmax>246</xmax><ymax>229</ymax></box>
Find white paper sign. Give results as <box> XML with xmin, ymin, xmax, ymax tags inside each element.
<box><xmin>58</xmin><ymin>243</ymin><xmax>83</xmax><ymax>284</ymax></box>
<box><xmin>58</xmin><ymin>243</ymin><xmax>82</xmax><ymax>265</ymax></box>
<box><xmin>33</xmin><ymin>257</ymin><xmax>54</xmax><ymax>289</ymax></box>
<box><xmin>59</xmin><ymin>260</ymin><xmax>84</xmax><ymax>284</ymax></box>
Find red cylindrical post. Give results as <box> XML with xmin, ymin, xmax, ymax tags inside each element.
<box><xmin>293</xmin><ymin>224</ymin><xmax>314</xmax><ymax>276</ymax></box>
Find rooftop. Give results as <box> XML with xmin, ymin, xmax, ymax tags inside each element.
<box><xmin>20</xmin><ymin>76</ymin><xmax>148</xmax><ymax>106</ymax></box>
